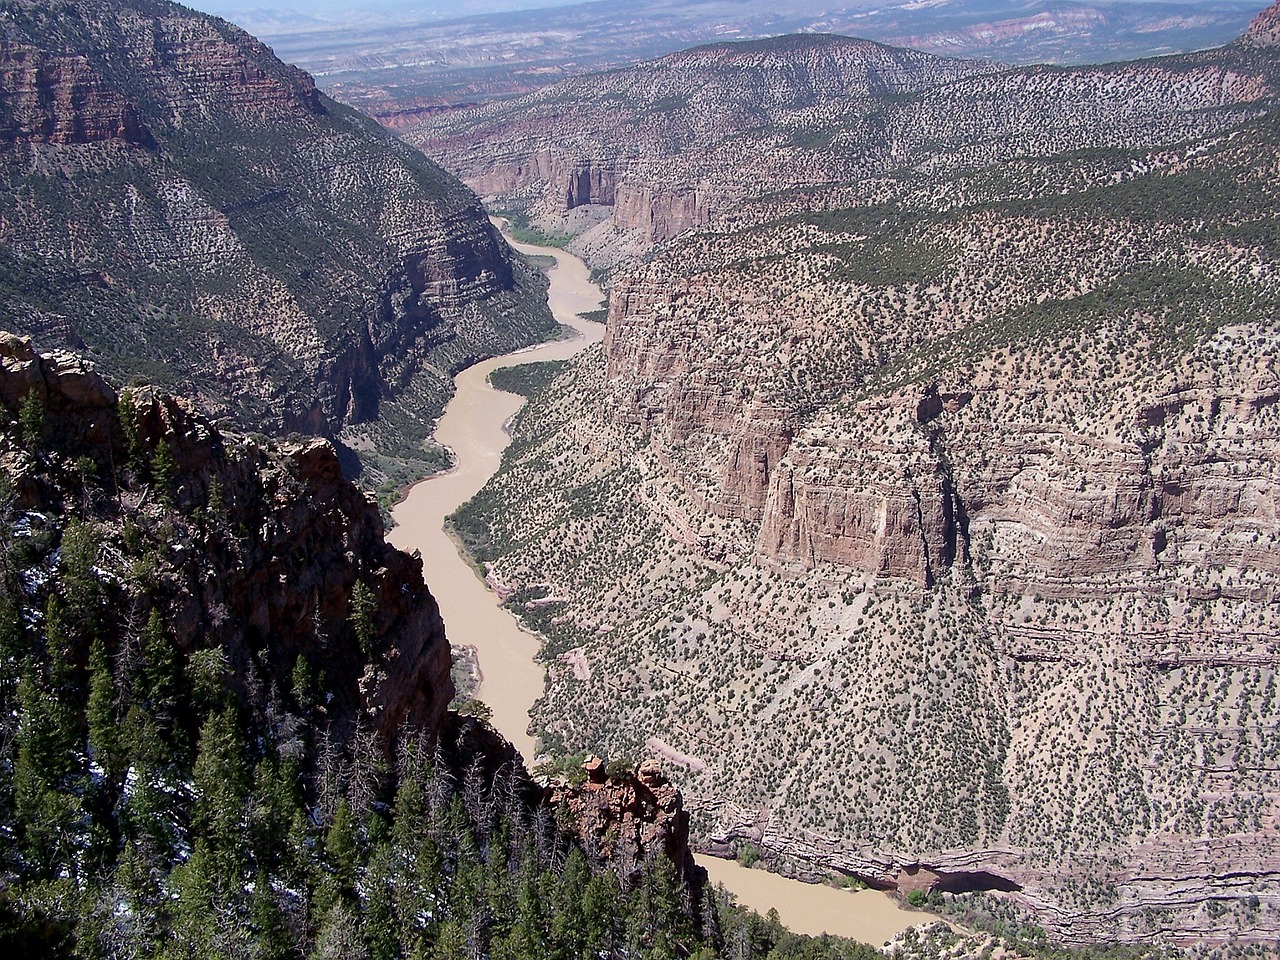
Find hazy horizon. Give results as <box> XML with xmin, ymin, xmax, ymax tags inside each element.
<box><xmin>186</xmin><ymin>0</ymin><xmax>599</xmax><ymax>32</ymax></box>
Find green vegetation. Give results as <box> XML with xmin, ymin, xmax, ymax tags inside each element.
<box><xmin>487</xmin><ymin>360</ymin><xmax>567</xmax><ymax>398</ymax></box>
<box><xmin>492</xmin><ymin>208</ymin><xmax>574</xmax><ymax>248</ymax></box>
<box><xmin>0</xmin><ymin>363</ymin><xmax>939</xmax><ymax>960</ymax></box>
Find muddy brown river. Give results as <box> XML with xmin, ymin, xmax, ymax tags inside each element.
<box><xmin>388</xmin><ymin>226</ymin><xmax>929</xmax><ymax>945</ymax></box>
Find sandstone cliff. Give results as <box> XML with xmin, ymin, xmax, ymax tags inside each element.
<box><xmin>0</xmin><ymin>0</ymin><xmax>554</xmax><ymax>482</ymax></box>
<box><xmin>552</xmin><ymin>758</ymin><xmax>703</xmax><ymax>892</ymax></box>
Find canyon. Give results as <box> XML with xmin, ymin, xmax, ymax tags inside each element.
<box><xmin>408</xmin><ymin>17</ymin><xmax>1280</xmax><ymax>271</ymax></box>
<box><xmin>0</xmin><ymin>0</ymin><xmax>1276</xmax><ymax>949</ymax></box>
<box><xmin>0</xmin><ymin>328</ymin><xmax>722</xmax><ymax>956</ymax></box>
<box><xmin>436</xmin><ymin>1</ymin><xmax>1280</xmax><ymax>946</ymax></box>
<box><xmin>389</xmin><ymin>226</ymin><xmax>944</xmax><ymax>945</ymax></box>
<box><xmin>0</xmin><ymin>0</ymin><xmax>554</xmax><ymax>492</ymax></box>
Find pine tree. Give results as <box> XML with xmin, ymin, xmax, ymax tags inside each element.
<box><xmin>168</xmin><ymin>841</ymin><xmax>221</xmax><ymax>957</ymax></box>
<box><xmin>349</xmin><ymin>580</ymin><xmax>378</xmax><ymax>654</ymax></box>
<box><xmin>321</xmin><ymin>799</ymin><xmax>359</xmax><ymax>912</ymax></box>
<box><xmin>18</xmin><ymin>388</ymin><xmax>44</xmax><ymax>453</ymax></box>
<box><xmin>250</xmin><ymin>869</ymin><xmax>297</xmax><ymax>960</ymax></box>
<box><xmin>363</xmin><ymin>841</ymin><xmax>398</xmax><ymax>960</ymax></box>
<box><xmin>58</xmin><ymin>520</ymin><xmax>102</xmax><ymax>634</ymax></box>
<box><xmin>86</xmin><ymin>639</ymin><xmax>120</xmax><ymax>780</ymax></box>
<box><xmin>140</xmin><ymin>609</ymin><xmax>183</xmax><ymax>753</ymax></box>
<box><xmin>250</xmin><ymin>753</ymin><xmax>301</xmax><ymax>875</ymax></box>
<box><xmin>548</xmin><ymin>847</ymin><xmax>589</xmax><ymax>958</ymax></box>
<box><xmin>312</xmin><ymin>903</ymin><xmax>370</xmax><ymax>960</ymax></box>
<box><xmin>151</xmin><ymin>440</ymin><xmax>177</xmax><ymax>503</ymax></box>
<box><xmin>191</xmin><ymin>706</ymin><xmax>250</xmax><ymax>889</ymax></box>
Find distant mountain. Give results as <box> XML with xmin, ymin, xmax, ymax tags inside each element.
<box><xmin>187</xmin><ymin>0</ymin><xmax>584</xmax><ymax>36</ymax></box>
<box><xmin>248</xmin><ymin>0</ymin><xmax>1258</xmax><ymax>122</ymax></box>
<box><xmin>0</xmin><ymin>0</ymin><xmax>554</xmax><ymax>486</ymax></box>
<box><xmin>408</xmin><ymin>20</ymin><xmax>1279</xmax><ymax>267</ymax></box>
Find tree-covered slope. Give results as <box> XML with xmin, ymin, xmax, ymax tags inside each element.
<box><xmin>0</xmin><ymin>333</ymin><xmax>752</xmax><ymax>959</ymax></box>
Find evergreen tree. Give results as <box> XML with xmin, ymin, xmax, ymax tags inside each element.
<box><xmin>321</xmin><ymin>799</ymin><xmax>360</xmax><ymax>912</ymax></box>
<box><xmin>151</xmin><ymin>440</ymin><xmax>178</xmax><ymax>503</ymax></box>
<box><xmin>364</xmin><ymin>841</ymin><xmax>399</xmax><ymax>960</ymax></box>
<box><xmin>86</xmin><ymin>639</ymin><xmax>121</xmax><ymax>780</ymax></box>
<box><xmin>349</xmin><ymin>580</ymin><xmax>378</xmax><ymax>654</ymax></box>
<box><xmin>191</xmin><ymin>706</ymin><xmax>250</xmax><ymax>890</ymax></box>
<box><xmin>250</xmin><ymin>870</ymin><xmax>297</xmax><ymax>960</ymax></box>
<box><xmin>18</xmin><ymin>389</ymin><xmax>44</xmax><ymax>453</ymax></box>
<box><xmin>12</xmin><ymin>663</ymin><xmax>81</xmax><ymax>876</ymax></box>
<box><xmin>58</xmin><ymin>520</ymin><xmax>101</xmax><ymax>635</ymax></box>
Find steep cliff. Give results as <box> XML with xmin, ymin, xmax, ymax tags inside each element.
<box><xmin>552</xmin><ymin>758</ymin><xmax>702</xmax><ymax>892</ymax></box>
<box><xmin>0</xmin><ymin>329</ymin><xmax>454</xmax><ymax>744</ymax></box>
<box><xmin>0</xmin><ymin>0</ymin><xmax>554</xmax><ymax>480</ymax></box>
<box><xmin>447</xmin><ymin>20</ymin><xmax>1280</xmax><ymax>946</ymax></box>
<box><xmin>0</xmin><ymin>334</ymin><xmax>730</xmax><ymax>958</ymax></box>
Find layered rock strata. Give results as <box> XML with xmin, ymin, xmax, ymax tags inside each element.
<box><xmin>449</xmin><ymin>70</ymin><xmax>1280</xmax><ymax>945</ymax></box>
<box><xmin>409</xmin><ymin>22</ymin><xmax>1280</xmax><ymax>269</ymax></box>
<box><xmin>0</xmin><ymin>0</ymin><xmax>553</xmax><ymax>469</ymax></box>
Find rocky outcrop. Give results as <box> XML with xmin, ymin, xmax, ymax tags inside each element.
<box><xmin>1243</xmin><ymin>0</ymin><xmax>1280</xmax><ymax>45</ymax></box>
<box><xmin>552</xmin><ymin>758</ymin><xmax>702</xmax><ymax>889</ymax></box>
<box><xmin>0</xmin><ymin>333</ymin><xmax>454</xmax><ymax>746</ymax></box>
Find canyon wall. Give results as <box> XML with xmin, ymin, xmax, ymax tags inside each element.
<box><xmin>449</xmin><ymin>49</ymin><xmax>1280</xmax><ymax>941</ymax></box>
<box><xmin>409</xmin><ymin>26</ymin><xmax>1279</xmax><ymax>266</ymax></box>
<box><xmin>0</xmin><ymin>0</ymin><xmax>553</xmax><ymax>467</ymax></box>
<box><xmin>0</xmin><ymin>329</ymin><xmax>454</xmax><ymax>746</ymax></box>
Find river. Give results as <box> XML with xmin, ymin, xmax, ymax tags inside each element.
<box><xmin>387</xmin><ymin>226</ymin><xmax>930</xmax><ymax>946</ymax></box>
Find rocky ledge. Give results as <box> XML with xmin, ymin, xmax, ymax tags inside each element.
<box><xmin>0</xmin><ymin>331</ymin><xmax>454</xmax><ymax>744</ymax></box>
<box><xmin>552</xmin><ymin>757</ymin><xmax>704</xmax><ymax>891</ymax></box>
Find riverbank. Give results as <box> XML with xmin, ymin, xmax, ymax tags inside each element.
<box><xmin>701</xmin><ymin>856</ymin><xmax>930</xmax><ymax>945</ymax></box>
<box><xmin>387</xmin><ymin>226</ymin><xmax>604</xmax><ymax>761</ymax></box>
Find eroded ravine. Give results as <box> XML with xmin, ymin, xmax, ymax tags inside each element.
<box><xmin>388</xmin><ymin>226</ymin><xmax>930</xmax><ymax>945</ymax></box>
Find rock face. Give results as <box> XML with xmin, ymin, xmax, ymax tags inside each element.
<box><xmin>444</xmin><ymin>12</ymin><xmax>1280</xmax><ymax>946</ymax></box>
<box><xmin>408</xmin><ymin>24</ymin><xmax>1279</xmax><ymax>268</ymax></box>
<box><xmin>0</xmin><ymin>331</ymin><xmax>454</xmax><ymax>745</ymax></box>
<box><xmin>1244</xmin><ymin>0</ymin><xmax>1280</xmax><ymax>44</ymax></box>
<box><xmin>552</xmin><ymin>758</ymin><xmax>702</xmax><ymax>890</ymax></box>
<box><xmin>0</xmin><ymin>43</ymin><xmax>154</xmax><ymax>145</ymax></box>
<box><xmin>0</xmin><ymin>0</ymin><xmax>553</xmax><ymax>471</ymax></box>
